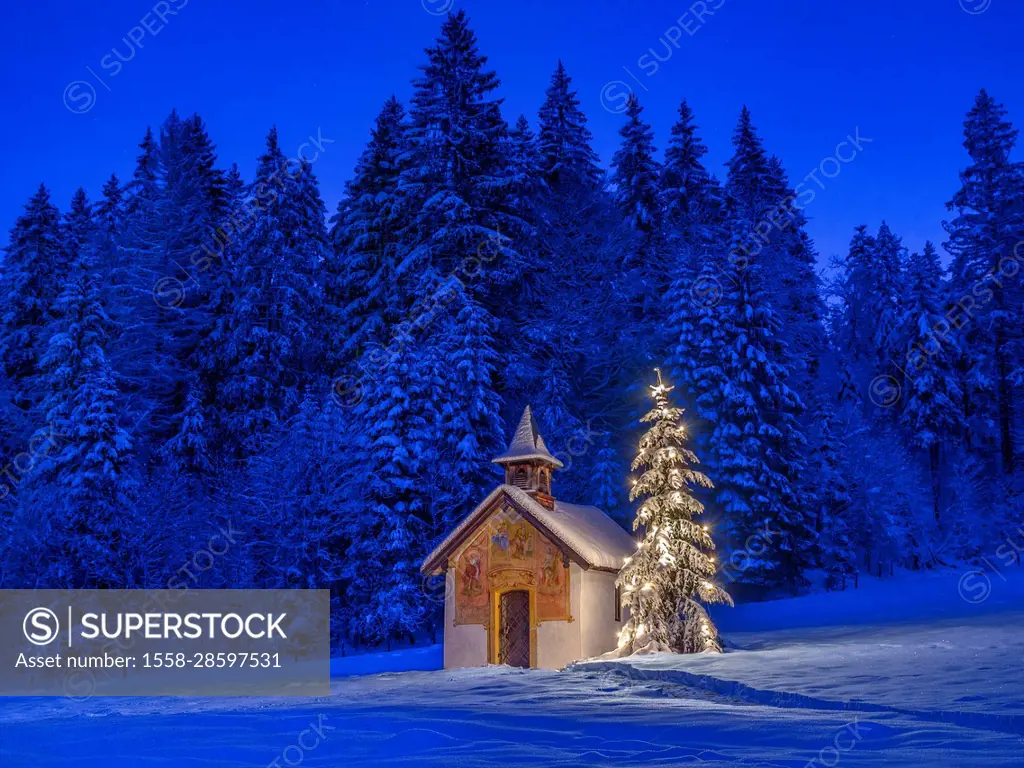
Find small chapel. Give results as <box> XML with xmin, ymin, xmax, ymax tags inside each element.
<box><xmin>421</xmin><ymin>406</ymin><xmax>636</xmax><ymax>669</ymax></box>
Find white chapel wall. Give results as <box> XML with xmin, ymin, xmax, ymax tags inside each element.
<box><xmin>443</xmin><ymin>568</ymin><xmax>487</xmax><ymax>668</ymax></box>
<box><xmin>579</xmin><ymin>568</ymin><xmax>622</xmax><ymax>659</ymax></box>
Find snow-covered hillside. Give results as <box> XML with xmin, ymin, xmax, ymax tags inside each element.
<box><xmin>2</xmin><ymin>566</ymin><xmax>1022</xmax><ymax>766</ymax></box>
<box><xmin>581</xmin><ymin>566</ymin><xmax>1024</xmax><ymax>737</ymax></box>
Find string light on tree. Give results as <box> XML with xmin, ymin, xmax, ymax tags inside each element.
<box><xmin>613</xmin><ymin>368</ymin><xmax>733</xmax><ymax>655</ymax></box>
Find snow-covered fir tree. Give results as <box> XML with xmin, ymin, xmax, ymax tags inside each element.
<box><xmin>244</xmin><ymin>393</ymin><xmax>345</xmax><ymax>593</ymax></box>
<box><xmin>709</xmin><ymin>230</ymin><xmax>814</xmax><ymax>588</ymax></box>
<box><xmin>22</xmin><ymin>214</ymin><xmax>138</xmax><ymax>587</ymax></box>
<box><xmin>760</xmin><ymin>157</ymin><xmax>827</xmax><ymax>396</ymax></box>
<box><xmin>721</xmin><ymin>110</ymin><xmax>826</xmax><ymax>404</ymax></box>
<box><xmin>944</xmin><ymin>89</ymin><xmax>1024</xmax><ymax>475</ymax></box>
<box><xmin>870</xmin><ymin>221</ymin><xmax>907</xmax><ymax>398</ymax></box>
<box><xmin>504</xmin><ymin>115</ymin><xmax>545</xmax><ymax>226</ymax></box>
<box><xmin>347</xmin><ymin>341</ymin><xmax>436</xmax><ymax>645</ymax></box>
<box><xmin>92</xmin><ymin>175</ymin><xmax>126</xmax><ymax>291</ymax></box>
<box><xmin>218</xmin><ymin>129</ymin><xmax>326</xmax><ymax>456</ymax></box>
<box><xmin>836</xmin><ymin>225</ymin><xmax>878</xmax><ymax>382</ymax></box>
<box><xmin>661</xmin><ymin>99</ymin><xmax>723</xmax><ymax>245</ymax></box>
<box><xmin>329</xmin><ymin>96</ymin><xmax>408</xmax><ymax>369</ymax></box>
<box><xmin>536</xmin><ymin>60</ymin><xmax>602</xmax><ymax>191</ymax></box>
<box><xmin>809</xmin><ymin>398</ymin><xmax>856</xmax><ymax>590</ymax></box>
<box><xmin>616</xmin><ymin>369</ymin><xmax>732</xmax><ymax>655</ymax></box>
<box><xmin>392</xmin><ymin>9</ymin><xmax>509</xmax><ymax>527</ymax></box>
<box><xmin>611</xmin><ymin>94</ymin><xmax>662</xmax><ymax>238</ymax></box>
<box><xmin>435</xmin><ymin>284</ymin><xmax>505</xmax><ymax>531</ymax></box>
<box><xmin>0</xmin><ymin>185</ymin><xmax>63</xmax><ymax>394</ymax></box>
<box><xmin>899</xmin><ymin>242</ymin><xmax>964</xmax><ymax>520</ymax></box>
<box><xmin>589</xmin><ymin>434</ymin><xmax>628</xmax><ymax>524</ymax></box>
<box><xmin>725</xmin><ymin>107</ymin><xmax>772</xmax><ymax>221</ymax></box>
<box><xmin>668</xmin><ymin>255</ymin><xmax>728</xmax><ymax>446</ymax></box>
<box><xmin>400</xmin><ymin>9</ymin><xmax>518</xmax><ymax>292</ymax></box>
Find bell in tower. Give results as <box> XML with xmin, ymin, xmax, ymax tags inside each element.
<box><xmin>492</xmin><ymin>406</ymin><xmax>563</xmax><ymax>509</ymax></box>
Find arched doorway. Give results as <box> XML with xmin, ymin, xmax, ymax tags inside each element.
<box><xmin>497</xmin><ymin>590</ymin><xmax>531</xmax><ymax>667</ymax></box>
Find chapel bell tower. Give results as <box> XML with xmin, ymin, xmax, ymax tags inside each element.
<box><xmin>492</xmin><ymin>406</ymin><xmax>563</xmax><ymax>510</ymax></box>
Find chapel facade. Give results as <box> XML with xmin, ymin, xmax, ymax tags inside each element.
<box><xmin>421</xmin><ymin>406</ymin><xmax>635</xmax><ymax>669</ymax></box>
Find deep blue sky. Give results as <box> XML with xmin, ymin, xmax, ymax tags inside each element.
<box><xmin>2</xmin><ymin>0</ymin><xmax>1022</xmax><ymax>264</ymax></box>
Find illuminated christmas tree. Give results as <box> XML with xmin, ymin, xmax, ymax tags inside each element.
<box><xmin>616</xmin><ymin>368</ymin><xmax>732</xmax><ymax>654</ymax></box>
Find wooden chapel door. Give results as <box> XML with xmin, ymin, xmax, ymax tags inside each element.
<box><xmin>498</xmin><ymin>590</ymin><xmax>531</xmax><ymax>668</ymax></box>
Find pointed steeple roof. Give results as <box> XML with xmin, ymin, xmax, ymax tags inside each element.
<box><xmin>492</xmin><ymin>406</ymin><xmax>564</xmax><ymax>468</ymax></box>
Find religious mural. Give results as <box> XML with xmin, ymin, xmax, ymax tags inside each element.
<box><xmin>488</xmin><ymin>506</ymin><xmax>535</xmax><ymax>566</ymax></box>
<box><xmin>453</xmin><ymin>503</ymin><xmax>571</xmax><ymax>626</ymax></box>
<box><xmin>537</xmin><ymin>539</ymin><xmax>568</xmax><ymax>618</ymax></box>
<box><xmin>454</xmin><ymin>533</ymin><xmax>489</xmax><ymax>625</ymax></box>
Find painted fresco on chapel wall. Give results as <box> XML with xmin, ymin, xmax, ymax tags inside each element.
<box><xmin>453</xmin><ymin>503</ymin><xmax>571</xmax><ymax>625</ymax></box>
<box><xmin>454</xmin><ymin>531</ymin><xmax>489</xmax><ymax>625</ymax></box>
<box><xmin>488</xmin><ymin>506</ymin><xmax>535</xmax><ymax>566</ymax></box>
<box><xmin>537</xmin><ymin>539</ymin><xmax>568</xmax><ymax>618</ymax></box>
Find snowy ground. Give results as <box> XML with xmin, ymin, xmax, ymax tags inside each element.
<box><xmin>2</xmin><ymin>566</ymin><xmax>1023</xmax><ymax>766</ymax></box>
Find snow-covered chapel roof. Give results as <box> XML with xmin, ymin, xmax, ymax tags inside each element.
<box><xmin>420</xmin><ymin>484</ymin><xmax>637</xmax><ymax>574</ymax></box>
<box><xmin>491</xmin><ymin>406</ymin><xmax>564</xmax><ymax>468</ymax></box>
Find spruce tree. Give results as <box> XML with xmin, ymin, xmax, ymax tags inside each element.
<box><xmin>669</xmin><ymin>256</ymin><xmax>728</xmax><ymax>439</ymax></box>
<box><xmin>93</xmin><ymin>175</ymin><xmax>126</xmax><ymax>290</ymax></box>
<box><xmin>611</xmin><ymin>94</ymin><xmax>661</xmax><ymax>236</ymax></box>
<box><xmin>394</xmin><ymin>10</ymin><xmax>509</xmax><ymax>528</ymax></box>
<box><xmin>711</xmin><ymin>231</ymin><xmax>813</xmax><ymax>588</ymax></box>
<box><xmin>761</xmin><ymin>157</ymin><xmax>827</xmax><ymax>395</ymax></box>
<box><xmin>0</xmin><ymin>185</ymin><xmax>63</xmax><ymax>390</ymax></box>
<box><xmin>505</xmin><ymin>115</ymin><xmax>545</xmax><ymax>224</ymax></box>
<box><xmin>809</xmin><ymin>399</ymin><xmax>856</xmax><ymax>590</ymax></box>
<box><xmin>537</xmin><ymin>60</ymin><xmax>602</xmax><ymax>191</ymax></box>
<box><xmin>944</xmin><ymin>89</ymin><xmax>1024</xmax><ymax>474</ymax></box>
<box><xmin>219</xmin><ymin>129</ymin><xmax>326</xmax><ymax>455</ymax></box>
<box><xmin>246</xmin><ymin>394</ymin><xmax>345</xmax><ymax>591</ymax></box>
<box><xmin>401</xmin><ymin>10</ymin><xmax>516</xmax><ymax>291</ymax></box>
<box><xmin>436</xmin><ymin>285</ymin><xmax>504</xmax><ymax>532</ymax></box>
<box><xmin>871</xmin><ymin>221</ymin><xmax>906</xmax><ymax>391</ymax></box>
<box><xmin>117</xmin><ymin>126</ymin><xmax>174</xmax><ymax>442</ymax></box>
<box><xmin>28</xmin><ymin>217</ymin><xmax>137</xmax><ymax>587</ymax></box>
<box><xmin>349</xmin><ymin>341</ymin><xmax>435</xmax><ymax>645</ymax></box>
<box><xmin>611</xmin><ymin>93</ymin><xmax>666</xmax><ymax>341</ymax></box>
<box><xmin>838</xmin><ymin>225</ymin><xmax>878</xmax><ymax>378</ymax></box>
<box><xmin>661</xmin><ymin>99</ymin><xmax>722</xmax><ymax>243</ymax></box>
<box><xmin>616</xmin><ymin>369</ymin><xmax>731</xmax><ymax>655</ymax></box>
<box><xmin>899</xmin><ymin>242</ymin><xmax>964</xmax><ymax>520</ymax></box>
<box><xmin>60</xmin><ymin>189</ymin><xmax>95</xmax><ymax>273</ymax></box>
<box><xmin>590</xmin><ymin>435</ymin><xmax>627</xmax><ymax>524</ymax></box>
<box><xmin>725</xmin><ymin>107</ymin><xmax>772</xmax><ymax>220</ymax></box>
<box><xmin>329</xmin><ymin>96</ymin><xmax>408</xmax><ymax>369</ymax></box>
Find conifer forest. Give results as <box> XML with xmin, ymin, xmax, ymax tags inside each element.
<box><xmin>3</xmin><ymin>9</ymin><xmax>1022</xmax><ymax>652</ymax></box>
